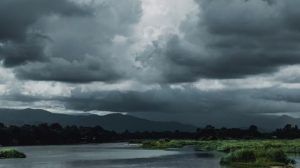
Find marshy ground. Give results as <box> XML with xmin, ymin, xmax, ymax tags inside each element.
<box><xmin>141</xmin><ymin>139</ymin><xmax>300</xmax><ymax>167</ymax></box>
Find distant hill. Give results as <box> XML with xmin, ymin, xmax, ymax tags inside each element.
<box><xmin>0</xmin><ymin>108</ymin><xmax>197</xmax><ymax>132</ymax></box>
<box><xmin>213</xmin><ymin>114</ymin><xmax>300</xmax><ymax>131</ymax></box>
<box><xmin>132</xmin><ymin>112</ymin><xmax>300</xmax><ymax>131</ymax></box>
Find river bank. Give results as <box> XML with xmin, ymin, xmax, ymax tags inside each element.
<box><xmin>141</xmin><ymin>139</ymin><xmax>300</xmax><ymax>167</ymax></box>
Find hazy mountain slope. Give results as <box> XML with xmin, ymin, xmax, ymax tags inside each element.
<box><xmin>0</xmin><ymin>108</ymin><xmax>196</xmax><ymax>132</ymax></box>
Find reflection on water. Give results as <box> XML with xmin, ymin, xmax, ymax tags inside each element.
<box><xmin>6</xmin><ymin>143</ymin><xmax>300</xmax><ymax>168</ymax></box>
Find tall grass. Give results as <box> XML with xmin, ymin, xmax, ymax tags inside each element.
<box><xmin>220</xmin><ymin>149</ymin><xmax>295</xmax><ymax>167</ymax></box>
<box><xmin>141</xmin><ymin>139</ymin><xmax>300</xmax><ymax>167</ymax></box>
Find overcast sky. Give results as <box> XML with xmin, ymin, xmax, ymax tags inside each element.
<box><xmin>1</xmin><ymin>0</ymin><xmax>300</xmax><ymax>127</ymax></box>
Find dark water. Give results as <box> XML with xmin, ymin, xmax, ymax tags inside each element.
<box><xmin>2</xmin><ymin>143</ymin><xmax>300</xmax><ymax>168</ymax></box>
<box><xmin>0</xmin><ymin>143</ymin><xmax>224</xmax><ymax>168</ymax></box>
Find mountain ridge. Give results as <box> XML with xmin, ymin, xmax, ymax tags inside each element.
<box><xmin>0</xmin><ymin>108</ymin><xmax>197</xmax><ymax>132</ymax></box>
<box><xmin>1</xmin><ymin>108</ymin><xmax>300</xmax><ymax>132</ymax></box>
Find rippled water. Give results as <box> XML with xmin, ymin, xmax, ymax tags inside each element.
<box><xmin>0</xmin><ymin>143</ymin><xmax>225</xmax><ymax>168</ymax></box>
<box><xmin>1</xmin><ymin>143</ymin><xmax>299</xmax><ymax>168</ymax></box>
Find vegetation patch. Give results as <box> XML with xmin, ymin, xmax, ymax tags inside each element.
<box><xmin>141</xmin><ymin>140</ymin><xmax>298</xmax><ymax>167</ymax></box>
<box><xmin>0</xmin><ymin>149</ymin><xmax>26</xmax><ymax>159</ymax></box>
<box><xmin>191</xmin><ymin>139</ymin><xmax>300</xmax><ymax>154</ymax></box>
<box><xmin>142</xmin><ymin>139</ymin><xmax>198</xmax><ymax>149</ymax></box>
<box><xmin>220</xmin><ymin>149</ymin><xmax>295</xmax><ymax>167</ymax></box>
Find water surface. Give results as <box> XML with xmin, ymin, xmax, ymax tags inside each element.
<box><xmin>0</xmin><ymin>143</ymin><xmax>223</xmax><ymax>168</ymax></box>
<box><xmin>2</xmin><ymin>143</ymin><xmax>299</xmax><ymax>168</ymax></box>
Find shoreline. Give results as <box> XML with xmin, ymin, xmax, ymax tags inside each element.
<box><xmin>141</xmin><ymin>139</ymin><xmax>299</xmax><ymax>168</ymax></box>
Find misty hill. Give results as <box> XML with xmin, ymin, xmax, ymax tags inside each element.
<box><xmin>133</xmin><ymin>112</ymin><xmax>300</xmax><ymax>131</ymax></box>
<box><xmin>0</xmin><ymin>108</ymin><xmax>196</xmax><ymax>132</ymax></box>
<box><xmin>206</xmin><ymin>114</ymin><xmax>300</xmax><ymax>131</ymax></box>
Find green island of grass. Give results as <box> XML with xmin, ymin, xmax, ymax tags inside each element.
<box><xmin>220</xmin><ymin>148</ymin><xmax>295</xmax><ymax>168</ymax></box>
<box><xmin>141</xmin><ymin>139</ymin><xmax>299</xmax><ymax>167</ymax></box>
<box><xmin>0</xmin><ymin>149</ymin><xmax>26</xmax><ymax>159</ymax></box>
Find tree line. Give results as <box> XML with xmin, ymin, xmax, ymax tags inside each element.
<box><xmin>0</xmin><ymin>123</ymin><xmax>299</xmax><ymax>146</ymax></box>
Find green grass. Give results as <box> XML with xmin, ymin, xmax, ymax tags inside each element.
<box><xmin>220</xmin><ymin>149</ymin><xmax>295</xmax><ymax>167</ymax></box>
<box><xmin>142</xmin><ymin>139</ymin><xmax>198</xmax><ymax>149</ymax></box>
<box><xmin>0</xmin><ymin>149</ymin><xmax>26</xmax><ymax>159</ymax></box>
<box><xmin>141</xmin><ymin>139</ymin><xmax>300</xmax><ymax>167</ymax></box>
<box><xmin>194</xmin><ymin>140</ymin><xmax>300</xmax><ymax>154</ymax></box>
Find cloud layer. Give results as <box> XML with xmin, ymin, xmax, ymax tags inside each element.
<box><xmin>137</xmin><ymin>0</ymin><xmax>300</xmax><ymax>83</ymax></box>
<box><xmin>1</xmin><ymin>0</ymin><xmax>300</xmax><ymax>128</ymax></box>
<box><xmin>3</xmin><ymin>0</ymin><xmax>300</xmax><ymax>83</ymax></box>
<box><xmin>1</xmin><ymin>0</ymin><xmax>142</xmax><ymax>83</ymax></box>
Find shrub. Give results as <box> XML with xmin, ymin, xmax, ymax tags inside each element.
<box><xmin>265</xmin><ymin>149</ymin><xmax>295</xmax><ymax>165</ymax></box>
<box><xmin>220</xmin><ymin>149</ymin><xmax>256</xmax><ymax>164</ymax></box>
<box><xmin>220</xmin><ymin>148</ymin><xmax>295</xmax><ymax>166</ymax></box>
<box><xmin>0</xmin><ymin>149</ymin><xmax>26</xmax><ymax>159</ymax></box>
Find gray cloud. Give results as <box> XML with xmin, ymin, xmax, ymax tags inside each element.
<box><xmin>2</xmin><ymin>0</ymin><xmax>300</xmax><ymax>129</ymax></box>
<box><xmin>63</xmin><ymin>86</ymin><xmax>300</xmax><ymax>115</ymax></box>
<box><xmin>2</xmin><ymin>80</ymin><xmax>300</xmax><ymax>128</ymax></box>
<box><xmin>0</xmin><ymin>0</ymin><xmax>89</xmax><ymax>41</ymax></box>
<box><xmin>261</xmin><ymin>88</ymin><xmax>300</xmax><ymax>104</ymax></box>
<box><xmin>53</xmin><ymin>86</ymin><xmax>300</xmax><ymax>127</ymax></box>
<box><xmin>0</xmin><ymin>37</ymin><xmax>48</xmax><ymax>67</ymax></box>
<box><xmin>0</xmin><ymin>0</ymin><xmax>90</xmax><ymax>67</ymax></box>
<box><xmin>3</xmin><ymin>0</ymin><xmax>300</xmax><ymax>84</ymax></box>
<box><xmin>137</xmin><ymin>0</ymin><xmax>300</xmax><ymax>83</ymax></box>
<box><xmin>0</xmin><ymin>0</ymin><xmax>142</xmax><ymax>83</ymax></box>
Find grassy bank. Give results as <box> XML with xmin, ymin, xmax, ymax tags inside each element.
<box><xmin>220</xmin><ymin>148</ymin><xmax>295</xmax><ymax>167</ymax></box>
<box><xmin>142</xmin><ymin>139</ymin><xmax>300</xmax><ymax>153</ymax></box>
<box><xmin>141</xmin><ymin>139</ymin><xmax>300</xmax><ymax>167</ymax></box>
<box><xmin>0</xmin><ymin>149</ymin><xmax>26</xmax><ymax>159</ymax></box>
<box><xmin>142</xmin><ymin>139</ymin><xmax>198</xmax><ymax>149</ymax></box>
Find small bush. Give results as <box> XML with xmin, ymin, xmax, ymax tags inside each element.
<box><xmin>220</xmin><ymin>149</ymin><xmax>256</xmax><ymax>164</ymax></box>
<box><xmin>0</xmin><ymin>149</ymin><xmax>26</xmax><ymax>159</ymax></box>
<box><xmin>265</xmin><ymin>149</ymin><xmax>295</xmax><ymax>165</ymax></box>
<box><xmin>221</xmin><ymin>148</ymin><xmax>295</xmax><ymax>167</ymax></box>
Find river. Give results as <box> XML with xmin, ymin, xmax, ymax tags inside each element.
<box><xmin>0</xmin><ymin>143</ymin><xmax>300</xmax><ymax>168</ymax></box>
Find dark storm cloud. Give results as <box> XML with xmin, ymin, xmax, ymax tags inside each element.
<box><xmin>260</xmin><ymin>88</ymin><xmax>300</xmax><ymax>104</ymax></box>
<box><xmin>57</xmin><ymin>86</ymin><xmax>300</xmax><ymax>128</ymax></box>
<box><xmin>0</xmin><ymin>0</ymin><xmax>90</xmax><ymax>67</ymax></box>
<box><xmin>0</xmin><ymin>0</ymin><xmax>89</xmax><ymax>41</ymax></box>
<box><xmin>63</xmin><ymin>86</ymin><xmax>300</xmax><ymax>114</ymax></box>
<box><xmin>2</xmin><ymin>0</ymin><xmax>300</xmax><ymax>130</ymax></box>
<box><xmin>0</xmin><ymin>0</ymin><xmax>142</xmax><ymax>83</ymax></box>
<box><xmin>3</xmin><ymin>0</ymin><xmax>300</xmax><ymax>84</ymax></box>
<box><xmin>0</xmin><ymin>93</ymin><xmax>45</xmax><ymax>103</ymax></box>
<box><xmin>14</xmin><ymin>56</ymin><xmax>123</xmax><ymax>83</ymax></box>
<box><xmin>138</xmin><ymin>0</ymin><xmax>300</xmax><ymax>83</ymax></box>
<box><xmin>3</xmin><ymin>83</ymin><xmax>300</xmax><ymax>128</ymax></box>
<box><xmin>0</xmin><ymin>37</ymin><xmax>48</xmax><ymax>67</ymax></box>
